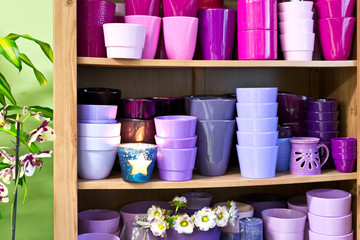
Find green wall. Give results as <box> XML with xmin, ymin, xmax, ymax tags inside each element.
<box><xmin>0</xmin><ymin>0</ymin><xmax>54</xmax><ymax>239</ymax></box>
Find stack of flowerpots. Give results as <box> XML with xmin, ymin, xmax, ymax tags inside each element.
<box><xmin>331</xmin><ymin>137</ymin><xmax>357</xmax><ymax>173</ymax></box>
<box><xmin>154</xmin><ymin>116</ymin><xmax>198</xmax><ymax>181</ymax></box>
<box><xmin>278</xmin><ymin>1</ymin><xmax>315</xmax><ymax>60</ymax></box>
<box><xmin>307</xmin><ymin>189</ymin><xmax>353</xmax><ymax>239</ymax></box>
<box><xmin>315</xmin><ymin>0</ymin><xmax>355</xmax><ymax>60</ymax></box>
<box><xmin>236</xmin><ymin>88</ymin><xmax>279</xmax><ymax>179</ymax></box>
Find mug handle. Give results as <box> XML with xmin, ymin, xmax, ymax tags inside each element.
<box><xmin>318</xmin><ymin>144</ymin><xmax>330</xmax><ymax>168</ymax></box>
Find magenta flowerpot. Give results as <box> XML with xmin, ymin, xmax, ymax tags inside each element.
<box><xmin>77</xmin><ymin>0</ymin><xmax>116</xmax><ymax>58</ymax></box>
<box><xmin>165</xmin><ymin>227</ymin><xmax>221</xmax><ymax>240</ymax></box>
<box><xmin>199</xmin><ymin>9</ymin><xmax>236</xmax><ymax>60</ymax></box>
<box><xmin>125</xmin><ymin>0</ymin><xmax>161</xmax><ymax>16</ymax></box>
<box><xmin>238</xmin><ymin>30</ymin><xmax>277</xmax><ymax>60</ymax></box>
<box><xmin>163</xmin><ymin>0</ymin><xmax>199</xmax><ymax>17</ymax></box>
<box><xmin>315</xmin><ymin>0</ymin><xmax>355</xmax><ymax>19</ymax></box>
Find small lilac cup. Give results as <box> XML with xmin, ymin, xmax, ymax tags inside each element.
<box><xmin>236</xmin><ymin>103</ymin><xmax>278</xmax><ymax>118</ymax></box>
<box><xmin>125</xmin><ymin>0</ymin><xmax>161</xmax><ymax>16</ymax></box>
<box><xmin>308</xmin><ymin>212</ymin><xmax>352</xmax><ymax>236</ymax></box>
<box><xmin>237</xmin><ymin>117</ymin><xmax>278</xmax><ymax>132</ymax></box>
<box><xmin>309</xmin><ymin>230</ymin><xmax>353</xmax><ymax>240</ymax></box>
<box><xmin>78</xmin><ymin>233</ymin><xmax>120</xmax><ymax>240</ymax></box>
<box><xmin>262</xmin><ymin>208</ymin><xmax>307</xmax><ymax>233</ymax></box>
<box><xmin>154</xmin><ymin>115</ymin><xmax>197</xmax><ymax>138</ymax></box>
<box><xmin>154</xmin><ymin>135</ymin><xmax>197</xmax><ymax>149</ymax></box>
<box><xmin>189</xmin><ymin>97</ymin><xmax>236</xmax><ymax>120</ymax></box>
<box><xmin>78</xmin><ymin>104</ymin><xmax>118</xmax><ymax>121</ymax></box>
<box><xmin>118</xmin><ymin>99</ymin><xmax>156</xmax><ymax>120</ymax></box>
<box><xmin>306</xmin><ymin>111</ymin><xmax>339</xmax><ymax>121</ymax></box>
<box><xmin>183</xmin><ymin>192</ymin><xmax>213</xmax><ymax>209</ymax></box>
<box><xmin>305</xmin><ymin>120</ymin><xmax>339</xmax><ymax>131</ymax></box>
<box><xmin>78</xmin><ymin>209</ymin><xmax>120</xmax><ymax>234</ymax></box>
<box><xmin>331</xmin><ymin>137</ymin><xmax>357</xmax><ymax>147</ymax></box>
<box><xmin>199</xmin><ymin>9</ymin><xmax>237</xmax><ymax>60</ymax></box>
<box><xmin>237</xmin><ymin>88</ymin><xmax>278</xmax><ymax>103</ymax></box>
<box><xmin>162</xmin><ymin>0</ymin><xmax>199</xmax><ymax>17</ymax></box>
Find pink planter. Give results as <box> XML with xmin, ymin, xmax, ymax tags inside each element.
<box><xmin>318</xmin><ymin>17</ymin><xmax>355</xmax><ymax>60</ymax></box>
<box><xmin>315</xmin><ymin>0</ymin><xmax>355</xmax><ymax>18</ymax></box>
<box><xmin>125</xmin><ymin>0</ymin><xmax>161</xmax><ymax>16</ymax></box>
<box><xmin>238</xmin><ymin>30</ymin><xmax>277</xmax><ymax>60</ymax></box>
<box><xmin>163</xmin><ymin>0</ymin><xmax>199</xmax><ymax>17</ymax></box>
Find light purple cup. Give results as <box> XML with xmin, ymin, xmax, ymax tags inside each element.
<box><xmin>309</xmin><ymin>230</ymin><xmax>353</xmax><ymax>240</ymax></box>
<box><xmin>125</xmin><ymin>0</ymin><xmax>161</xmax><ymax>16</ymax></box>
<box><xmin>262</xmin><ymin>208</ymin><xmax>307</xmax><ymax>233</ymax></box>
<box><xmin>237</xmin><ymin>145</ymin><xmax>278</xmax><ymax>179</ymax></box>
<box><xmin>154</xmin><ymin>135</ymin><xmax>197</xmax><ymax>149</ymax></box>
<box><xmin>163</xmin><ymin>17</ymin><xmax>199</xmax><ymax>60</ymax></box>
<box><xmin>236</xmin><ymin>88</ymin><xmax>278</xmax><ymax>103</ymax></box>
<box><xmin>78</xmin><ymin>149</ymin><xmax>117</xmax><ymax>179</ymax></box>
<box><xmin>77</xmin><ymin>0</ymin><xmax>116</xmax><ymax>58</ymax></box>
<box><xmin>189</xmin><ymin>97</ymin><xmax>236</xmax><ymax>120</ymax></box>
<box><xmin>237</xmin><ymin>117</ymin><xmax>278</xmax><ymax>132</ymax></box>
<box><xmin>183</xmin><ymin>192</ymin><xmax>213</xmax><ymax>210</ymax></box>
<box><xmin>306</xmin><ymin>111</ymin><xmax>339</xmax><ymax>121</ymax></box>
<box><xmin>119</xmin><ymin>201</ymin><xmax>171</xmax><ymax>225</ymax></box>
<box><xmin>237</xmin><ymin>131</ymin><xmax>278</xmax><ymax>147</ymax></box>
<box><xmin>78</xmin><ymin>104</ymin><xmax>118</xmax><ymax>121</ymax></box>
<box><xmin>236</xmin><ymin>103</ymin><xmax>278</xmax><ymax>118</ymax></box>
<box><xmin>199</xmin><ymin>9</ymin><xmax>237</xmax><ymax>60</ymax></box>
<box><xmin>243</xmin><ymin>193</ymin><xmax>287</xmax><ymax>218</ymax></box>
<box><xmin>331</xmin><ymin>137</ymin><xmax>357</xmax><ymax>147</ymax></box>
<box><xmin>78</xmin><ymin>233</ymin><xmax>120</xmax><ymax>240</ymax></box>
<box><xmin>154</xmin><ymin>115</ymin><xmax>197</xmax><ymax>138</ymax></box>
<box><xmin>124</xmin><ymin>16</ymin><xmax>161</xmax><ymax>59</ymax></box>
<box><xmin>157</xmin><ymin>147</ymin><xmax>197</xmax><ymax>181</ymax></box>
<box><xmin>163</xmin><ymin>0</ymin><xmax>199</xmax><ymax>17</ymax></box>
<box><xmin>305</xmin><ymin>120</ymin><xmax>339</xmax><ymax>131</ymax></box>
<box><xmin>308</xmin><ymin>212</ymin><xmax>352</xmax><ymax>236</ymax></box>
<box><xmin>78</xmin><ymin>209</ymin><xmax>120</xmax><ymax>234</ymax></box>
<box><xmin>306</xmin><ymin>189</ymin><xmax>351</xmax><ymax>217</ymax></box>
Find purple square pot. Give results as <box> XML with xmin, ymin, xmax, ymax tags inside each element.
<box><xmin>78</xmin><ymin>209</ymin><xmax>120</xmax><ymax>234</ymax></box>
<box><xmin>305</xmin><ymin>120</ymin><xmax>339</xmax><ymax>131</ymax></box>
<box><xmin>306</xmin><ymin>111</ymin><xmax>339</xmax><ymax>121</ymax></box>
<box><xmin>304</xmin><ymin>99</ymin><xmax>338</xmax><ymax>112</ymax></box>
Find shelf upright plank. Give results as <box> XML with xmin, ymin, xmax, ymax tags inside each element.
<box><xmin>53</xmin><ymin>0</ymin><xmax>78</xmax><ymax>239</ymax></box>
<box><xmin>357</xmin><ymin>0</ymin><xmax>360</xmax><ymax>237</ymax></box>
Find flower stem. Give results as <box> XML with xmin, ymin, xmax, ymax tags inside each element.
<box><xmin>11</xmin><ymin>121</ymin><xmax>20</xmax><ymax>240</ymax></box>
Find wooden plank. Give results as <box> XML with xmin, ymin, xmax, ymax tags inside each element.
<box><xmin>77</xmin><ymin>169</ymin><xmax>356</xmax><ymax>190</ymax></box>
<box><xmin>53</xmin><ymin>0</ymin><xmax>78</xmax><ymax>239</ymax></box>
<box><xmin>356</xmin><ymin>0</ymin><xmax>360</xmax><ymax>237</ymax></box>
<box><xmin>77</xmin><ymin>57</ymin><xmax>357</xmax><ymax>68</ymax></box>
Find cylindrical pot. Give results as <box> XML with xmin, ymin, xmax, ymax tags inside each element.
<box><xmin>78</xmin><ymin>209</ymin><xmax>120</xmax><ymax>234</ymax></box>
<box><xmin>125</xmin><ymin>0</ymin><xmax>161</xmax><ymax>16</ymax></box>
<box><xmin>162</xmin><ymin>0</ymin><xmax>199</xmax><ymax>17</ymax></box>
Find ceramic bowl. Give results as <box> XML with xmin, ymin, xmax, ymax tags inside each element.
<box><xmin>305</xmin><ymin>120</ymin><xmax>339</xmax><ymax>131</ymax></box>
<box><xmin>280</xmin><ymin>33</ymin><xmax>315</xmax><ymax>51</ymax></box>
<box><xmin>78</xmin><ymin>88</ymin><xmax>122</xmax><ymax>105</ymax></box>
<box><xmin>78</xmin><ymin>150</ymin><xmax>117</xmax><ymax>180</ymax></box>
<box><xmin>237</xmin><ymin>131</ymin><xmax>278</xmax><ymax>147</ymax></box>
<box><xmin>118</xmin><ymin>119</ymin><xmax>156</xmax><ymax>144</ymax></box>
<box><xmin>308</xmin><ymin>212</ymin><xmax>352</xmax><ymax>236</ymax></box>
<box><xmin>183</xmin><ymin>192</ymin><xmax>213</xmax><ymax>209</ymax></box>
<box><xmin>306</xmin><ymin>111</ymin><xmax>339</xmax><ymax>121</ymax></box>
<box><xmin>78</xmin><ymin>209</ymin><xmax>120</xmax><ymax>234</ymax></box>
<box><xmin>118</xmin><ymin>99</ymin><xmax>156</xmax><ymax>119</ymax></box>
<box><xmin>236</xmin><ymin>103</ymin><xmax>278</xmax><ymax>118</ymax></box>
<box><xmin>154</xmin><ymin>115</ymin><xmax>197</xmax><ymax>138</ymax></box>
<box><xmin>236</xmin><ymin>88</ymin><xmax>278</xmax><ymax>103</ymax></box>
<box><xmin>279</xmin><ymin>11</ymin><xmax>314</xmax><ymax>22</ymax></box>
<box><xmin>78</xmin><ymin>233</ymin><xmax>120</xmax><ymax>240</ymax></box>
<box><xmin>243</xmin><ymin>193</ymin><xmax>287</xmax><ymax>218</ymax></box>
<box><xmin>78</xmin><ymin>136</ymin><xmax>121</xmax><ymax>151</ymax></box>
<box><xmin>154</xmin><ymin>135</ymin><xmax>197</xmax><ymax>149</ymax></box>
<box><xmin>77</xmin><ymin>104</ymin><xmax>118</xmax><ymax>121</ymax></box>
<box><xmin>103</xmin><ymin>23</ymin><xmax>146</xmax><ymax>48</ymax></box>
<box><xmin>287</xmin><ymin>196</ymin><xmax>308</xmax><ymax>214</ymax></box>
<box><xmin>236</xmin><ymin>117</ymin><xmax>278</xmax><ymax>132</ymax></box>
<box><xmin>308</xmin><ymin>230</ymin><xmax>353</xmax><ymax>240</ymax></box>
<box><xmin>278</xmin><ymin>1</ymin><xmax>314</xmax><ymax>12</ymax></box>
<box><xmin>305</xmin><ymin>99</ymin><xmax>338</xmax><ymax>112</ymax></box>
<box><xmin>262</xmin><ymin>208</ymin><xmax>307</xmax><ymax>233</ymax></box>
<box><xmin>332</xmin><ymin>152</ymin><xmax>356</xmax><ymax>160</ymax></box>
<box><xmin>331</xmin><ymin>137</ymin><xmax>357</xmax><ymax>147</ymax></box>
<box><xmin>78</xmin><ymin>123</ymin><xmax>121</xmax><ymax>137</ymax></box>
<box><xmin>306</xmin><ymin>189</ymin><xmax>351</xmax><ymax>217</ymax></box>
<box><xmin>279</xmin><ymin>20</ymin><xmax>314</xmax><ymax>35</ymax></box>
<box><xmin>189</xmin><ymin>97</ymin><xmax>236</xmax><ymax>120</ymax></box>
<box><xmin>306</xmin><ymin>130</ymin><xmax>339</xmax><ymax>142</ymax></box>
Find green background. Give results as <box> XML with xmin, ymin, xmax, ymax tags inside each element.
<box><xmin>0</xmin><ymin>0</ymin><xmax>54</xmax><ymax>239</ymax></box>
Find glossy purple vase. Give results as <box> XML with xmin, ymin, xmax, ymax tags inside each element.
<box><xmin>199</xmin><ymin>9</ymin><xmax>237</xmax><ymax>60</ymax></box>
<box><xmin>77</xmin><ymin>0</ymin><xmax>116</xmax><ymax>57</ymax></box>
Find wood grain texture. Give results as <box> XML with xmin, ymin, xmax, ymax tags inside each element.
<box><xmin>356</xmin><ymin>1</ymin><xmax>360</xmax><ymax>237</ymax></box>
<box><xmin>53</xmin><ymin>0</ymin><xmax>78</xmax><ymax>239</ymax></box>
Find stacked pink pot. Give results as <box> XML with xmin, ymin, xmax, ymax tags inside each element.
<box><xmin>237</xmin><ymin>0</ymin><xmax>277</xmax><ymax>60</ymax></box>
<box><xmin>77</xmin><ymin>104</ymin><xmax>121</xmax><ymax>180</ymax></box>
<box><xmin>279</xmin><ymin>1</ymin><xmax>315</xmax><ymax>60</ymax></box>
<box><xmin>307</xmin><ymin>189</ymin><xmax>353</xmax><ymax>240</ymax></box>
<box><xmin>315</xmin><ymin>0</ymin><xmax>355</xmax><ymax>60</ymax></box>
<box><xmin>236</xmin><ymin>88</ymin><xmax>279</xmax><ymax>179</ymax></box>
<box><xmin>331</xmin><ymin>138</ymin><xmax>357</xmax><ymax>173</ymax></box>
<box><xmin>154</xmin><ymin>116</ymin><xmax>198</xmax><ymax>181</ymax></box>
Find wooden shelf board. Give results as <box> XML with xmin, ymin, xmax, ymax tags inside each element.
<box><xmin>77</xmin><ymin>57</ymin><xmax>357</xmax><ymax>68</ymax></box>
<box><xmin>77</xmin><ymin>169</ymin><xmax>356</xmax><ymax>190</ymax></box>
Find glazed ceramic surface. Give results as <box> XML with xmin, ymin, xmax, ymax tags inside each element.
<box><xmin>237</xmin><ymin>131</ymin><xmax>278</xmax><ymax>147</ymax></box>
<box><xmin>154</xmin><ymin>115</ymin><xmax>197</xmax><ymax>138</ymax></box>
<box><xmin>308</xmin><ymin>212</ymin><xmax>352</xmax><ymax>236</ymax></box>
<box><xmin>237</xmin><ymin>117</ymin><xmax>278</xmax><ymax>132</ymax></box>
<box><xmin>198</xmin><ymin>0</ymin><xmax>224</xmax><ymax>9</ymax></box>
<box><xmin>236</xmin><ymin>88</ymin><xmax>278</xmax><ymax>103</ymax></box>
<box><xmin>78</xmin><ymin>209</ymin><xmax>120</xmax><ymax>234</ymax></box>
<box><xmin>78</xmin><ymin>104</ymin><xmax>118</xmax><ymax>121</ymax></box>
<box><xmin>278</xmin><ymin>1</ymin><xmax>313</xmax><ymax>12</ymax></box>
<box><xmin>78</xmin><ymin>88</ymin><xmax>122</xmax><ymax>105</ymax></box>
<box><xmin>162</xmin><ymin>0</ymin><xmax>199</xmax><ymax>17</ymax></box>
<box><xmin>78</xmin><ymin>233</ymin><xmax>120</xmax><ymax>240</ymax></box>
<box><xmin>262</xmin><ymin>208</ymin><xmax>307</xmax><ymax>233</ymax></box>
<box><xmin>305</xmin><ymin>120</ymin><xmax>339</xmax><ymax>131</ymax></box>
<box><xmin>78</xmin><ymin>150</ymin><xmax>117</xmax><ymax>179</ymax></box>
<box><xmin>78</xmin><ymin>123</ymin><xmax>121</xmax><ymax>137</ymax></box>
<box><xmin>236</xmin><ymin>103</ymin><xmax>278</xmax><ymax>118</ymax></box>
<box><xmin>154</xmin><ymin>135</ymin><xmax>197</xmax><ymax>149</ymax></box>
<box><xmin>118</xmin><ymin>99</ymin><xmax>157</xmax><ymax>119</ymax></box>
<box><xmin>308</xmin><ymin>230</ymin><xmax>353</xmax><ymax>240</ymax></box>
<box><xmin>118</xmin><ymin>119</ymin><xmax>156</xmax><ymax>144</ymax></box>
<box><xmin>125</xmin><ymin>0</ymin><xmax>161</xmax><ymax>16</ymax></box>
<box><xmin>315</xmin><ymin>0</ymin><xmax>355</xmax><ymax>18</ymax></box>
<box><xmin>103</xmin><ymin>23</ymin><xmax>146</xmax><ymax>48</ymax></box>
<box><xmin>188</xmin><ymin>97</ymin><xmax>236</xmax><ymax>120</ymax></box>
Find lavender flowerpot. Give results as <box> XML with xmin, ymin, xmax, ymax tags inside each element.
<box><xmin>78</xmin><ymin>104</ymin><xmax>118</xmax><ymax>121</ymax></box>
<box><xmin>78</xmin><ymin>209</ymin><xmax>120</xmax><ymax>234</ymax></box>
<box><xmin>189</xmin><ymin>97</ymin><xmax>236</xmax><ymax>120</ymax></box>
<box><xmin>237</xmin><ymin>117</ymin><xmax>278</xmax><ymax>132</ymax></box>
<box><xmin>78</xmin><ymin>150</ymin><xmax>117</xmax><ymax>180</ymax></box>
<box><xmin>165</xmin><ymin>227</ymin><xmax>221</xmax><ymax>240</ymax></box>
<box><xmin>155</xmin><ymin>135</ymin><xmax>197</xmax><ymax>149</ymax></box>
<box><xmin>197</xmin><ymin>120</ymin><xmax>235</xmax><ymax>176</ymax></box>
<box><xmin>304</xmin><ymin>99</ymin><xmax>338</xmax><ymax>112</ymax></box>
<box><xmin>243</xmin><ymin>193</ymin><xmax>287</xmax><ymax>218</ymax></box>
<box><xmin>199</xmin><ymin>9</ymin><xmax>236</xmax><ymax>60</ymax></box>
<box><xmin>154</xmin><ymin>116</ymin><xmax>197</xmax><ymax>138</ymax></box>
<box><xmin>183</xmin><ymin>192</ymin><xmax>213</xmax><ymax>209</ymax></box>
<box><xmin>308</xmin><ymin>212</ymin><xmax>352</xmax><ymax>236</ymax></box>
<box><xmin>262</xmin><ymin>208</ymin><xmax>307</xmax><ymax>233</ymax></box>
<box><xmin>309</xmin><ymin>230</ymin><xmax>353</xmax><ymax>240</ymax></box>
<box><xmin>125</xmin><ymin>0</ymin><xmax>161</xmax><ymax>16</ymax></box>
<box><xmin>237</xmin><ymin>131</ymin><xmax>278</xmax><ymax>147</ymax></box>
<box><xmin>78</xmin><ymin>233</ymin><xmax>120</xmax><ymax>240</ymax></box>
<box><xmin>236</xmin><ymin>88</ymin><xmax>278</xmax><ymax>103</ymax></box>
<box><xmin>236</xmin><ymin>103</ymin><xmax>278</xmax><ymax>118</ymax></box>
<box><xmin>118</xmin><ymin>99</ymin><xmax>156</xmax><ymax>119</ymax></box>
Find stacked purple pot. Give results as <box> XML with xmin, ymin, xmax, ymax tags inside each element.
<box><xmin>307</xmin><ymin>189</ymin><xmax>353</xmax><ymax>239</ymax></box>
<box><xmin>154</xmin><ymin>116</ymin><xmax>198</xmax><ymax>181</ymax></box>
<box><xmin>305</xmin><ymin>98</ymin><xmax>339</xmax><ymax>169</ymax></box>
<box><xmin>315</xmin><ymin>0</ymin><xmax>355</xmax><ymax>60</ymax></box>
<box><xmin>331</xmin><ymin>138</ymin><xmax>357</xmax><ymax>173</ymax></box>
<box><xmin>236</xmin><ymin>88</ymin><xmax>279</xmax><ymax>179</ymax></box>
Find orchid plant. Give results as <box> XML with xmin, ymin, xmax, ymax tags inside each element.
<box><xmin>136</xmin><ymin>196</ymin><xmax>239</xmax><ymax>237</ymax></box>
<box><xmin>0</xmin><ymin>33</ymin><xmax>54</xmax><ymax>240</ymax></box>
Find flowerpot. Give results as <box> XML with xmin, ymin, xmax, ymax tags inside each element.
<box><xmin>125</xmin><ymin>0</ymin><xmax>161</xmax><ymax>16</ymax></box>
<box><xmin>183</xmin><ymin>192</ymin><xmax>213</xmax><ymax>210</ymax></box>
<box><xmin>236</xmin><ymin>117</ymin><xmax>278</xmax><ymax>132</ymax></box>
<box><xmin>162</xmin><ymin>0</ymin><xmax>199</xmax><ymax>17</ymax></box>
<box><xmin>154</xmin><ymin>115</ymin><xmax>197</xmax><ymax>138</ymax></box>
<box><xmin>189</xmin><ymin>97</ymin><xmax>236</xmax><ymax>120</ymax></box>
<box><xmin>78</xmin><ymin>88</ymin><xmax>122</xmax><ymax>105</ymax></box>
<box><xmin>78</xmin><ymin>209</ymin><xmax>120</xmax><ymax>234</ymax></box>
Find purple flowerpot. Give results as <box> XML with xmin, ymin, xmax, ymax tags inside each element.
<box><xmin>78</xmin><ymin>233</ymin><xmax>120</xmax><ymax>240</ymax></box>
<box><xmin>236</xmin><ymin>88</ymin><xmax>278</xmax><ymax>103</ymax></box>
<box><xmin>332</xmin><ymin>152</ymin><xmax>356</xmax><ymax>160</ymax></box>
<box><xmin>189</xmin><ymin>97</ymin><xmax>236</xmax><ymax>120</ymax></box>
<box><xmin>118</xmin><ymin>99</ymin><xmax>156</xmax><ymax>119</ymax></box>
<box><xmin>162</xmin><ymin>0</ymin><xmax>199</xmax><ymax>17</ymax></box>
<box><xmin>125</xmin><ymin>0</ymin><xmax>161</xmax><ymax>16</ymax></box>
<box><xmin>306</xmin><ymin>111</ymin><xmax>339</xmax><ymax>121</ymax></box>
<box><xmin>262</xmin><ymin>208</ymin><xmax>307</xmax><ymax>233</ymax></box>
<box><xmin>78</xmin><ymin>88</ymin><xmax>122</xmax><ymax>105</ymax></box>
<box><xmin>237</xmin><ymin>117</ymin><xmax>278</xmax><ymax>133</ymax></box>
<box><xmin>118</xmin><ymin>119</ymin><xmax>156</xmax><ymax>144</ymax></box>
<box><xmin>78</xmin><ymin>209</ymin><xmax>120</xmax><ymax>234</ymax></box>
<box><xmin>308</xmin><ymin>212</ymin><xmax>352</xmax><ymax>236</ymax></box>
<box><xmin>237</xmin><ymin>131</ymin><xmax>278</xmax><ymax>147</ymax></box>
<box><xmin>154</xmin><ymin>135</ymin><xmax>197</xmax><ymax>149</ymax></box>
<box><xmin>277</xmin><ymin>92</ymin><xmax>312</xmax><ymax>123</ymax></box>
<box><xmin>243</xmin><ymin>193</ymin><xmax>287</xmax><ymax>218</ymax></box>
<box><xmin>183</xmin><ymin>192</ymin><xmax>213</xmax><ymax>209</ymax></box>
<box><xmin>331</xmin><ymin>137</ymin><xmax>357</xmax><ymax>147</ymax></box>
<box><xmin>309</xmin><ymin>230</ymin><xmax>353</xmax><ymax>240</ymax></box>
<box><xmin>305</xmin><ymin>120</ymin><xmax>339</xmax><ymax>131</ymax></box>
<box><xmin>304</xmin><ymin>99</ymin><xmax>338</xmax><ymax>112</ymax></box>
<box><xmin>197</xmin><ymin>120</ymin><xmax>235</xmax><ymax>176</ymax></box>
<box><xmin>306</xmin><ymin>130</ymin><xmax>339</xmax><ymax>142</ymax></box>
<box><xmin>78</xmin><ymin>104</ymin><xmax>118</xmax><ymax>121</ymax></box>
<box><xmin>331</xmin><ymin>146</ymin><xmax>356</xmax><ymax>153</ymax></box>
<box><xmin>77</xmin><ymin>0</ymin><xmax>116</xmax><ymax>57</ymax></box>
<box><xmin>154</xmin><ymin>116</ymin><xmax>197</xmax><ymax>138</ymax></box>
<box><xmin>199</xmin><ymin>9</ymin><xmax>236</xmax><ymax>60</ymax></box>
<box><xmin>165</xmin><ymin>227</ymin><xmax>221</xmax><ymax>240</ymax></box>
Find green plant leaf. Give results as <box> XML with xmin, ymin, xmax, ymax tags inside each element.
<box><xmin>0</xmin><ymin>37</ymin><xmax>22</xmax><ymax>70</ymax></box>
<box><xmin>22</xmin><ymin>177</ymin><xmax>28</xmax><ymax>205</ymax></box>
<box><xmin>20</xmin><ymin>53</ymin><xmax>48</xmax><ymax>87</ymax></box>
<box><xmin>0</xmin><ymin>73</ymin><xmax>16</xmax><ymax>105</ymax></box>
<box><xmin>1</xmin><ymin>105</ymin><xmax>53</xmax><ymax>120</ymax></box>
<box><xmin>5</xmin><ymin>33</ymin><xmax>53</xmax><ymax>62</ymax></box>
<box><xmin>0</xmin><ymin>94</ymin><xmax>5</xmax><ymax>106</ymax></box>
<box><xmin>0</xmin><ymin>126</ymin><xmax>41</xmax><ymax>154</ymax></box>
<box><xmin>0</xmin><ymin>163</ymin><xmax>11</xmax><ymax>170</ymax></box>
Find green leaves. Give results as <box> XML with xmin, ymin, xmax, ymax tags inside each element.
<box><xmin>20</xmin><ymin>53</ymin><xmax>47</xmax><ymax>87</ymax></box>
<box><xmin>0</xmin><ymin>73</ymin><xmax>16</xmax><ymax>105</ymax></box>
<box><xmin>0</xmin><ymin>162</ymin><xmax>12</xmax><ymax>170</ymax></box>
<box><xmin>0</xmin><ymin>126</ymin><xmax>41</xmax><ymax>154</ymax></box>
<box><xmin>1</xmin><ymin>105</ymin><xmax>53</xmax><ymax>120</ymax></box>
<box><xmin>0</xmin><ymin>37</ymin><xmax>22</xmax><ymax>71</ymax></box>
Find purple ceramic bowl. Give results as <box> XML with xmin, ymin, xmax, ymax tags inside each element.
<box><xmin>243</xmin><ymin>193</ymin><xmax>287</xmax><ymax>218</ymax></box>
<box><xmin>305</xmin><ymin>120</ymin><xmax>339</xmax><ymax>131</ymax></box>
<box><xmin>78</xmin><ymin>233</ymin><xmax>120</xmax><ymax>240</ymax></box>
<box><xmin>78</xmin><ymin>104</ymin><xmax>118</xmax><ymax>121</ymax></box>
<box><xmin>78</xmin><ymin>88</ymin><xmax>122</xmax><ymax>105</ymax></box>
<box><xmin>334</xmin><ymin>158</ymin><xmax>356</xmax><ymax>173</ymax></box>
<box><xmin>306</xmin><ymin>130</ymin><xmax>339</xmax><ymax>142</ymax></box>
<box><xmin>118</xmin><ymin>119</ymin><xmax>156</xmax><ymax>144</ymax></box>
<box><xmin>278</xmin><ymin>125</ymin><xmax>294</xmax><ymax>138</ymax></box>
<box><xmin>118</xmin><ymin>99</ymin><xmax>156</xmax><ymax>119</ymax></box>
<box><xmin>331</xmin><ymin>137</ymin><xmax>357</xmax><ymax>147</ymax></box>
<box><xmin>308</xmin><ymin>212</ymin><xmax>352</xmax><ymax>236</ymax></box>
<box><xmin>262</xmin><ymin>208</ymin><xmax>307</xmax><ymax>233</ymax></box>
<box><xmin>183</xmin><ymin>192</ymin><xmax>213</xmax><ymax>210</ymax></box>
<box><xmin>332</xmin><ymin>152</ymin><xmax>356</xmax><ymax>160</ymax></box>
<box><xmin>287</xmin><ymin>196</ymin><xmax>308</xmax><ymax>214</ymax></box>
<box><xmin>331</xmin><ymin>146</ymin><xmax>356</xmax><ymax>153</ymax></box>
<box><xmin>154</xmin><ymin>115</ymin><xmax>197</xmax><ymax>138</ymax></box>
<box><xmin>306</xmin><ymin>111</ymin><xmax>339</xmax><ymax>121</ymax></box>
<box><xmin>309</xmin><ymin>230</ymin><xmax>353</xmax><ymax>240</ymax></box>
<box><xmin>277</xmin><ymin>92</ymin><xmax>312</xmax><ymax>123</ymax></box>
<box><xmin>78</xmin><ymin>209</ymin><xmax>120</xmax><ymax>234</ymax></box>
<box><xmin>304</xmin><ymin>99</ymin><xmax>338</xmax><ymax>112</ymax></box>
<box><xmin>154</xmin><ymin>135</ymin><xmax>197</xmax><ymax>149</ymax></box>
<box><xmin>306</xmin><ymin>189</ymin><xmax>351</xmax><ymax>217</ymax></box>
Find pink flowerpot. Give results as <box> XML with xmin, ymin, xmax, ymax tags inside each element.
<box><xmin>163</xmin><ymin>17</ymin><xmax>199</xmax><ymax>60</ymax></box>
<box><xmin>238</xmin><ymin>30</ymin><xmax>277</xmax><ymax>60</ymax></box>
<box><xmin>318</xmin><ymin>17</ymin><xmax>355</xmax><ymax>60</ymax></box>
<box><xmin>125</xmin><ymin>0</ymin><xmax>161</xmax><ymax>16</ymax></box>
<box><xmin>163</xmin><ymin>0</ymin><xmax>199</xmax><ymax>17</ymax></box>
<box><xmin>315</xmin><ymin>0</ymin><xmax>355</xmax><ymax>18</ymax></box>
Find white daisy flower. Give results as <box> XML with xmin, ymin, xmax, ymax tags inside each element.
<box><xmin>215</xmin><ymin>206</ymin><xmax>230</xmax><ymax>227</ymax></box>
<box><xmin>174</xmin><ymin>214</ymin><xmax>195</xmax><ymax>234</ymax></box>
<box><xmin>228</xmin><ymin>201</ymin><xmax>239</xmax><ymax>227</ymax></box>
<box><xmin>150</xmin><ymin>218</ymin><xmax>167</xmax><ymax>237</ymax></box>
<box><xmin>194</xmin><ymin>207</ymin><xmax>216</xmax><ymax>231</ymax></box>
<box><xmin>147</xmin><ymin>205</ymin><xmax>163</xmax><ymax>222</ymax></box>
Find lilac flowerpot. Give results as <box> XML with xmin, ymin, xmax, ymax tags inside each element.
<box><xmin>236</xmin><ymin>88</ymin><xmax>278</xmax><ymax>103</ymax></box>
<box><xmin>154</xmin><ymin>135</ymin><xmax>197</xmax><ymax>149</ymax></box>
<box><xmin>197</xmin><ymin>120</ymin><xmax>235</xmax><ymax>176</ymax></box>
<box><xmin>334</xmin><ymin>159</ymin><xmax>356</xmax><ymax>173</ymax></box>
<box><xmin>243</xmin><ymin>193</ymin><xmax>287</xmax><ymax>218</ymax></box>
<box><xmin>78</xmin><ymin>209</ymin><xmax>120</xmax><ymax>234</ymax></box>
<box><xmin>287</xmin><ymin>196</ymin><xmax>308</xmax><ymax>214</ymax></box>
<box><xmin>154</xmin><ymin>116</ymin><xmax>197</xmax><ymax>138</ymax></box>
<box><xmin>77</xmin><ymin>0</ymin><xmax>116</xmax><ymax>58</ymax></box>
<box><xmin>78</xmin><ymin>104</ymin><xmax>118</xmax><ymax>121</ymax></box>
<box><xmin>237</xmin><ymin>117</ymin><xmax>278</xmax><ymax>132</ymax></box>
<box><xmin>78</xmin><ymin>233</ymin><xmax>120</xmax><ymax>240</ymax></box>
<box><xmin>189</xmin><ymin>97</ymin><xmax>236</xmax><ymax>120</ymax></box>
<box><xmin>262</xmin><ymin>208</ymin><xmax>307</xmax><ymax>233</ymax></box>
<box><xmin>309</xmin><ymin>230</ymin><xmax>353</xmax><ymax>240</ymax></box>
<box><xmin>163</xmin><ymin>0</ymin><xmax>199</xmax><ymax>17</ymax></box>
<box><xmin>165</xmin><ymin>227</ymin><xmax>221</xmax><ymax>240</ymax></box>
<box><xmin>199</xmin><ymin>9</ymin><xmax>237</xmax><ymax>60</ymax></box>
<box><xmin>308</xmin><ymin>212</ymin><xmax>352</xmax><ymax>236</ymax></box>
<box><xmin>125</xmin><ymin>0</ymin><xmax>161</xmax><ymax>16</ymax></box>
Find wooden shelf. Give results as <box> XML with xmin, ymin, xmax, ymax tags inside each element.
<box><xmin>77</xmin><ymin>169</ymin><xmax>356</xmax><ymax>190</ymax></box>
<box><xmin>77</xmin><ymin>57</ymin><xmax>357</xmax><ymax>68</ymax></box>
